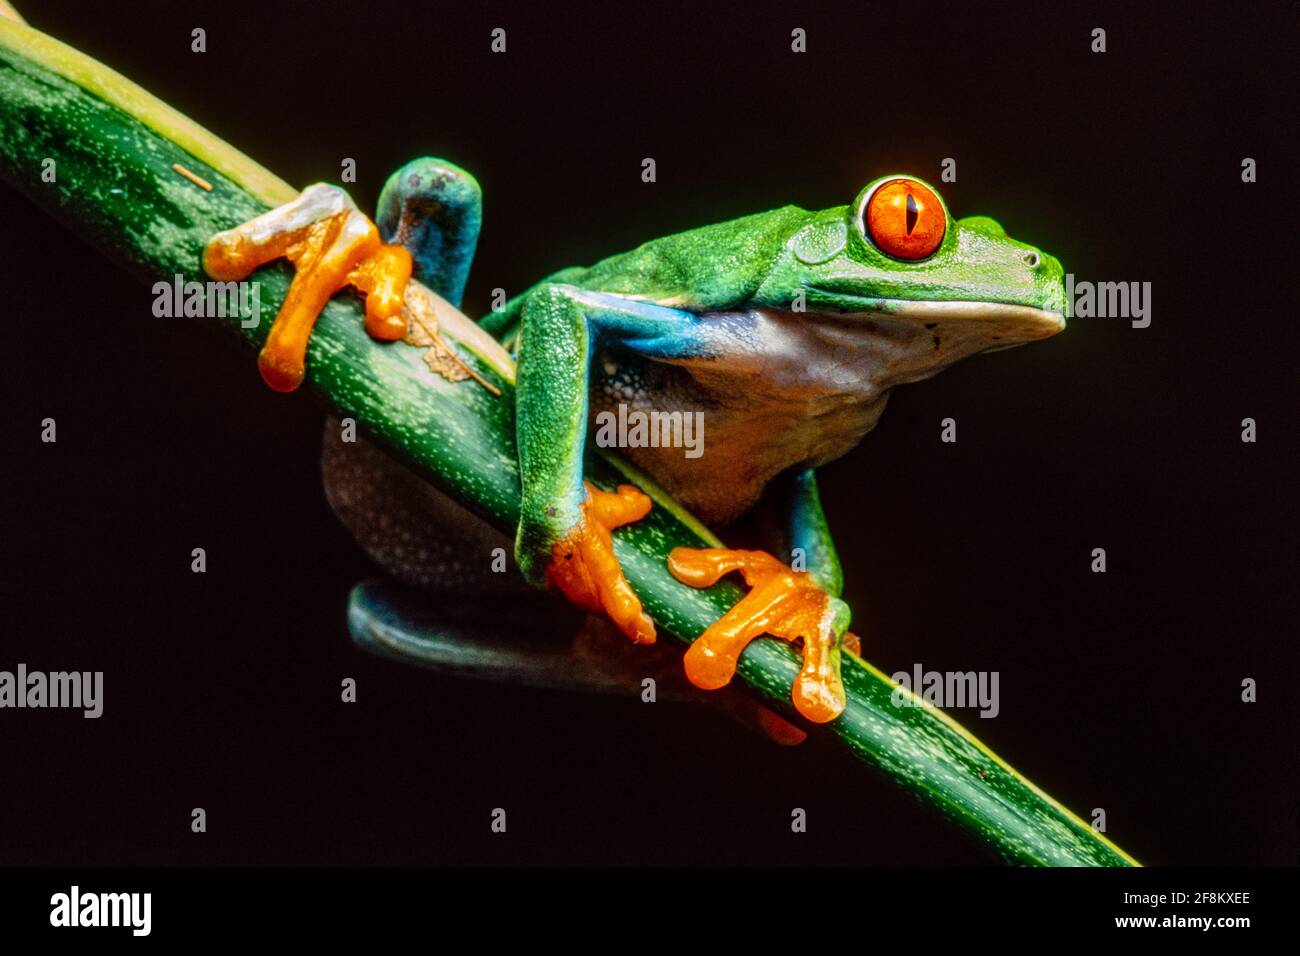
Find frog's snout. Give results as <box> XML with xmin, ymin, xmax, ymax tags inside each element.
<box><xmin>955</xmin><ymin>215</ymin><xmax>1066</xmax><ymax>323</ymax></box>
<box><xmin>1030</xmin><ymin>250</ymin><xmax>1068</xmax><ymax>322</ymax></box>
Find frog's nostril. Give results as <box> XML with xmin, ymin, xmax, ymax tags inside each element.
<box><xmin>1023</xmin><ymin>251</ymin><xmax>1041</xmax><ymax>268</ymax></box>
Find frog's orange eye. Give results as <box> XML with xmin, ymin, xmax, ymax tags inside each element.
<box><xmin>863</xmin><ymin>179</ymin><xmax>946</xmax><ymax>260</ymax></box>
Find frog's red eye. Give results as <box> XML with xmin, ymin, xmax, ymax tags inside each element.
<box><xmin>863</xmin><ymin>179</ymin><xmax>946</xmax><ymax>260</ymax></box>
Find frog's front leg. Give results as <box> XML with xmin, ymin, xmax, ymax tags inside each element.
<box><xmin>205</xmin><ymin>184</ymin><xmax>413</xmax><ymax>392</ymax></box>
<box><xmin>773</xmin><ymin>468</ymin><xmax>860</xmax><ymax>652</ymax></box>
<box><xmin>668</xmin><ymin>469</ymin><xmax>858</xmax><ymax>723</ymax></box>
<box><xmin>667</xmin><ymin>548</ymin><xmax>853</xmax><ymax>723</ymax></box>
<box><xmin>778</xmin><ymin>469</ymin><xmax>843</xmax><ymax>594</ymax></box>
<box><xmin>514</xmin><ymin>285</ymin><xmax>713</xmax><ymax>646</ymax></box>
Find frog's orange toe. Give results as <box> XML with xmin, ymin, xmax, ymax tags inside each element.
<box><xmin>546</xmin><ymin>482</ymin><xmax>656</xmax><ymax>645</ymax></box>
<box><xmin>668</xmin><ymin>547</ymin><xmax>848</xmax><ymax>724</ymax></box>
<box><xmin>204</xmin><ymin>184</ymin><xmax>412</xmax><ymax>392</ymax></box>
<box><xmin>355</xmin><ymin>242</ymin><xmax>413</xmax><ymax>341</ymax></box>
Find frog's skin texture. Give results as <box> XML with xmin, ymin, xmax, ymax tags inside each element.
<box><xmin>208</xmin><ymin>158</ymin><xmax>1066</xmax><ymax>724</ymax></box>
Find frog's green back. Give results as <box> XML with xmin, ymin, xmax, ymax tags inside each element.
<box><xmin>484</xmin><ymin>205</ymin><xmax>810</xmax><ymax>338</ymax></box>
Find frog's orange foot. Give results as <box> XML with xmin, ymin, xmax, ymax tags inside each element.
<box><xmin>204</xmin><ymin>185</ymin><xmax>413</xmax><ymax>392</ymax></box>
<box><xmin>547</xmin><ymin>482</ymin><xmax>656</xmax><ymax>646</ymax></box>
<box><xmin>667</xmin><ymin>547</ymin><xmax>851</xmax><ymax>723</ymax></box>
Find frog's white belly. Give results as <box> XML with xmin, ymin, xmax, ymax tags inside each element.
<box><xmin>591</xmin><ymin>307</ymin><xmax>956</xmax><ymax>525</ymax></box>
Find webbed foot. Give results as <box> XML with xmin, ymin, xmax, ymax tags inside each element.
<box><xmin>667</xmin><ymin>547</ymin><xmax>857</xmax><ymax>723</ymax></box>
<box><xmin>204</xmin><ymin>184</ymin><xmax>413</xmax><ymax>391</ymax></box>
<box><xmin>545</xmin><ymin>481</ymin><xmax>656</xmax><ymax>646</ymax></box>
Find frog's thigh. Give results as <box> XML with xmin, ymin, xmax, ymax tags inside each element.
<box><xmin>375</xmin><ymin>157</ymin><xmax>482</xmax><ymax>309</ymax></box>
<box><xmin>321</xmin><ymin>416</ymin><xmax>527</xmax><ymax>596</ymax></box>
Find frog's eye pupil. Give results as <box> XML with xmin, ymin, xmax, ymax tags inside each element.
<box><xmin>863</xmin><ymin>178</ymin><xmax>945</xmax><ymax>260</ymax></box>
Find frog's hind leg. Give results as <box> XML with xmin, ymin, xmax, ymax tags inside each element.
<box><xmin>375</xmin><ymin>158</ymin><xmax>481</xmax><ymax>309</ymax></box>
<box><xmin>204</xmin><ymin>184</ymin><xmax>413</xmax><ymax>391</ymax></box>
<box><xmin>322</xmin><ymin>414</ymin><xmax>558</xmax><ymax>628</ymax></box>
<box><xmin>324</xmin><ymin>422</ymin><xmax>809</xmax><ymax>740</ymax></box>
<box><xmin>323</xmin><ymin>418</ymin><xmax>720</xmax><ymax>701</ymax></box>
<box><xmin>322</xmin><ymin>415</ymin><xmax>523</xmax><ymax>597</ymax></box>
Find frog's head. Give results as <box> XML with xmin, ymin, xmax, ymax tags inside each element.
<box><xmin>759</xmin><ymin>175</ymin><xmax>1066</xmax><ymax>383</ymax></box>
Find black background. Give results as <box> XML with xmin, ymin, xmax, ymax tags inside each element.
<box><xmin>1</xmin><ymin>0</ymin><xmax>1295</xmax><ymax>866</ymax></box>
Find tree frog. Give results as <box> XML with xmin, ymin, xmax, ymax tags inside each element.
<box><xmin>205</xmin><ymin>159</ymin><xmax>1066</xmax><ymax>726</ymax></box>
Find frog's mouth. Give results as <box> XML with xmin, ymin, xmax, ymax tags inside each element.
<box><xmin>806</xmin><ymin>293</ymin><xmax>1063</xmax><ymax>339</ymax></box>
<box><xmin>880</xmin><ymin>299</ymin><xmax>1066</xmax><ymax>351</ymax></box>
<box><xmin>793</xmin><ymin>297</ymin><xmax>1066</xmax><ymax>387</ymax></box>
<box><xmin>803</xmin><ymin>285</ymin><xmax>1067</xmax><ymax>347</ymax></box>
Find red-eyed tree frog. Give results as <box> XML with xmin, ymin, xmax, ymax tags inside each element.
<box><xmin>205</xmin><ymin>159</ymin><xmax>1066</xmax><ymax>726</ymax></box>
